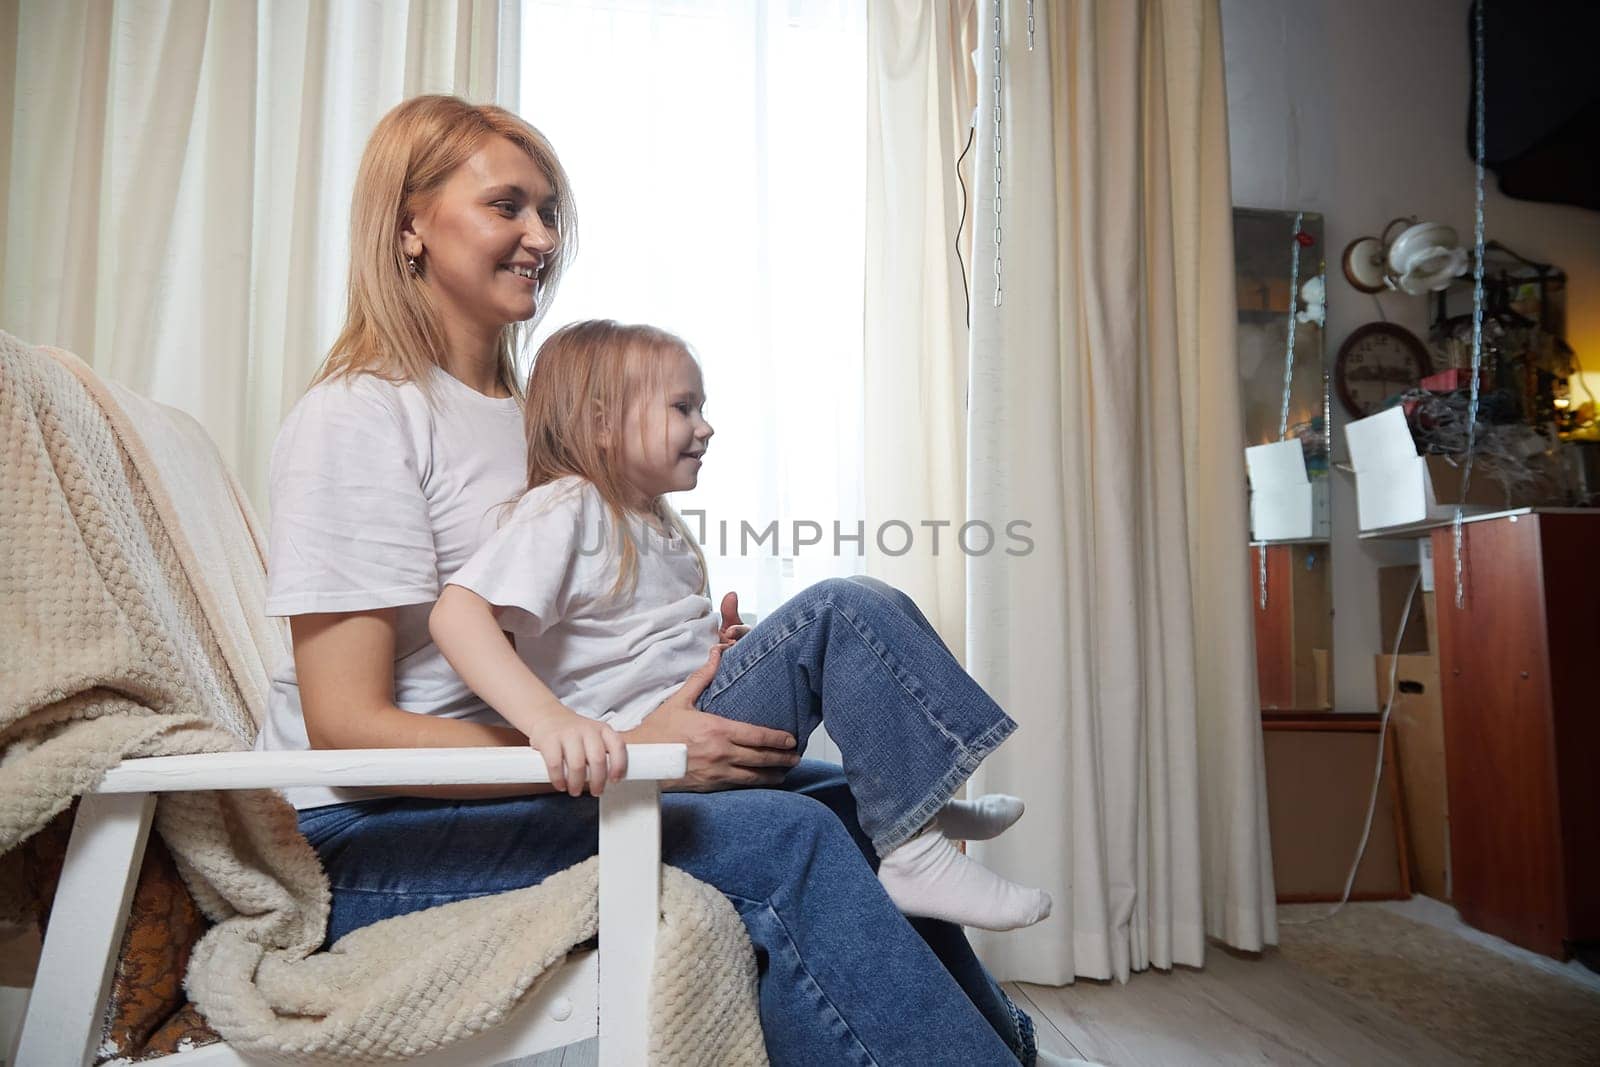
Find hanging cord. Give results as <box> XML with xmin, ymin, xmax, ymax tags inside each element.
<box><xmin>1452</xmin><ymin>0</ymin><xmax>1488</xmax><ymax>610</ymax></box>
<box><xmin>1259</xmin><ymin>211</ymin><xmax>1306</xmax><ymax>611</ymax></box>
<box><xmin>1280</xmin><ymin>572</ymin><xmax>1421</xmax><ymax>926</ymax></box>
<box><xmin>955</xmin><ymin>123</ymin><xmax>977</xmax><ymax>329</ymax></box>
<box><xmin>991</xmin><ymin>0</ymin><xmax>1004</xmax><ymax>307</ymax></box>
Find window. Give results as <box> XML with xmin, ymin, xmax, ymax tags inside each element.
<box><xmin>518</xmin><ymin>0</ymin><xmax>867</xmax><ymax>617</ymax></box>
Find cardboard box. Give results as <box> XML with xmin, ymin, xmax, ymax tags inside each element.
<box><xmin>1311</xmin><ymin>647</ymin><xmax>1332</xmax><ymax>708</ymax></box>
<box><xmin>1378</xmin><ymin>653</ymin><xmax>1450</xmax><ymax>900</ymax></box>
<box><xmin>1237</xmin><ymin>275</ymin><xmax>1293</xmax><ymax>314</ymax></box>
<box><xmin>1345</xmin><ymin>407</ymin><xmax>1503</xmax><ymax>530</ymax></box>
<box><xmin>1245</xmin><ymin>440</ymin><xmax>1331</xmax><ymax>541</ymax></box>
<box><xmin>1378</xmin><ymin>565</ymin><xmax>1431</xmax><ymax>653</ymax></box>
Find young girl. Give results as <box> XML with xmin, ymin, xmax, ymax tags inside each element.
<box><xmin>431</xmin><ymin>319</ymin><xmax>1050</xmax><ymax>931</ymax></box>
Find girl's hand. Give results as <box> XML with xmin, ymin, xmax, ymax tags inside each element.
<box><xmin>525</xmin><ymin>705</ymin><xmax>628</xmax><ymax>797</ymax></box>
<box><xmin>718</xmin><ymin>591</ymin><xmax>751</xmax><ymax>645</ymax></box>
<box><xmin>626</xmin><ymin>644</ymin><xmax>799</xmax><ymax>792</ymax></box>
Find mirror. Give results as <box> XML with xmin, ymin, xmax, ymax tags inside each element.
<box><xmin>1235</xmin><ymin>207</ymin><xmax>1333</xmax><ymax>711</ymax></box>
<box><xmin>1234</xmin><ymin>208</ymin><xmax>1329</xmax><ymax>467</ymax></box>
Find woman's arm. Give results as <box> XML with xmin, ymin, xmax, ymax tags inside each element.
<box><xmin>430</xmin><ymin>585</ymin><xmax>627</xmax><ymax>796</ymax></box>
<box><xmin>624</xmin><ymin>645</ymin><xmax>802</xmax><ymax>792</ymax></box>
<box><xmin>291</xmin><ymin>608</ymin><xmax>557</xmax><ymax>798</ymax></box>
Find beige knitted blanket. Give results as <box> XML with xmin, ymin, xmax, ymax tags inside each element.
<box><xmin>0</xmin><ymin>332</ymin><xmax>766</xmax><ymax>1064</ymax></box>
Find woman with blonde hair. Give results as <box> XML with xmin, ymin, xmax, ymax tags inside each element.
<box><xmin>263</xmin><ymin>94</ymin><xmax>1045</xmax><ymax>1065</ymax></box>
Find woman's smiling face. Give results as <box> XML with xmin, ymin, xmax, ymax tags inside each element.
<box><xmin>405</xmin><ymin>135</ymin><xmax>560</xmax><ymax>335</ymax></box>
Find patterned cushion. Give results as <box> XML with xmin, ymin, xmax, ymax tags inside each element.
<box><xmin>20</xmin><ymin>804</ymin><xmax>220</xmax><ymax>1062</ymax></box>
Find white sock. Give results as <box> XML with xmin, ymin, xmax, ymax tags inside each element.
<box><xmin>935</xmin><ymin>794</ymin><xmax>1025</xmax><ymax>841</ymax></box>
<box><xmin>878</xmin><ymin>830</ymin><xmax>1052</xmax><ymax>931</ymax></box>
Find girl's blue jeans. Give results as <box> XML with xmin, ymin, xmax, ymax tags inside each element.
<box><xmin>696</xmin><ymin>576</ymin><xmax>1016</xmax><ymax>857</ymax></box>
<box><xmin>298</xmin><ymin>577</ymin><xmax>1034</xmax><ymax>1065</ymax></box>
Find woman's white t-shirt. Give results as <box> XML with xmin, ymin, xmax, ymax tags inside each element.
<box><xmin>259</xmin><ymin>366</ymin><xmax>525</xmax><ymax>809</ymax></box>
<box><xmin>447</xmin><ymin>477</ymin><xmax>720</xmax><ymax>732</ymax></box>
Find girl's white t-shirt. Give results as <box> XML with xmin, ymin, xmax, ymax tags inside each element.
<box><xmin>259</xmin><ymin>366</ymin><xmax>526</xmax><ymax>809</ymax></box>
<box><xmin>447</xmin><ymin>477</ymin><xmax>720</xmax><ymax>731</ymax></box>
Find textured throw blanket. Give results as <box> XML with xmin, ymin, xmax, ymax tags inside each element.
<box><xmin>0</xmin><ymin>331</ymin><xmax>765</xmax><ymax>1064</ymax></box>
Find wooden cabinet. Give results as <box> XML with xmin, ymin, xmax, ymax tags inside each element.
<box><xmin>1251</xmin><ymin>544</ymin><xmax>1333</xmax><ymax>710</ymax></box>
<box><xmin>1431</xmin><ymin>512</ymin><xmax>1599</xmax><ymax>959</ymax></box>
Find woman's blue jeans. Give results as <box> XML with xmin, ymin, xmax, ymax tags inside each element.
<box><xmin>298</xmin><ymin>578</ymin><xmax>1035</xmax><ymax>1065</ymax></box>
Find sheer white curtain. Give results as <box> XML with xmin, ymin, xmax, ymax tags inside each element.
<box><xmin>516</xmin><ymin>0</ymin><xmax>868</xmax><ymax>621</ymax></box>
<box><xmin>860</xmin><ymin>0</ymin><xmax>978</xmax><ymax>653</ymax></box>
<box><xmin>1</xmin><ymin>0</ymin><xmax>506</xmax><ymax>512</ymax></box>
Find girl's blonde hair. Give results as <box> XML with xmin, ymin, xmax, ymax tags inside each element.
<box><xmin>523</xmin><ymin>319</ymin><xmax>708</xmax><ymax>599</ymax></box>
<box><xmin>312</xmin><ymin>95</ymin><xmax>577</xmax><ymax>397</ymax></box>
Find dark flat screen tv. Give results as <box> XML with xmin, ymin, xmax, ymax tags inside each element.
<box><xmin>1470</xmin><ymin>0</ymin><xmax>1599</xmax><ymax>213</ymax></box>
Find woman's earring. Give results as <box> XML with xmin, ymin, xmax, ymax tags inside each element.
<box><xmin>407</xmin><ymin>254</ymin><xmax>422</xmax><ymax>278</ymax></box>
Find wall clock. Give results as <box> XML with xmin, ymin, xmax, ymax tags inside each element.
<box><xmin>1334</xmin><ymin>322</ymin><xmax>1431</xmax><ymax>418</ymax></box>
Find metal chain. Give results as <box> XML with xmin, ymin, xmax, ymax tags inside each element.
<box><xmin>1258</xmin><ymin>545</ymin><xmax>1268</xmax><ymax>611</ymax></box>
<box><xmin>1279</xmin><ymin>210</ymin><xmax>1305</xmax><ymax>441</ymax></box>
<box><xmin>992</xmin><ymin>1</ymin><xmax>1004</xmax><ymax>307</ymax></box>
<box><xmin>1027</xmin><ymin>0</ymin><xmax>1035</xmax><ymax>50</ymax></box>
<box><xmin>1261</xmin><ymin>211</ymin><xmax>1307</xmax><ymax>613</ymax></box>
<box><xmin>1453</xmin><ymin>0</ymin><xmax>1487</xmax><ymax>610</ymax></box>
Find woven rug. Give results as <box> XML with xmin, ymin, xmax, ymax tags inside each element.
<box><xmin>1277</xmin><ymin>903</ymin><xmax>1600</xmax><ymax>1065</ymax></box>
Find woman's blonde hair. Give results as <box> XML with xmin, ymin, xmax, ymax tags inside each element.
<box><xmin>312</xmin><ymin>95</ymin><xmax>577</xmax><ymax>397</ymax></box>
<box><xmin>522</xmin><ymin>319</ymin><xmax>708</xmax><ymax>600</ymax></box>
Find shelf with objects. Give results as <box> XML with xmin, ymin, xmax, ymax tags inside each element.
<box><xmin>1344</xmin><ymin>243</ymin><xmax>1598</xmax><ymax>539</ymax></box>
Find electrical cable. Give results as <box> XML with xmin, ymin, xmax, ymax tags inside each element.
<box><xmin>955</xmin><ymin>123</ymin><xmax>976</xmax><ymax>329</ymax></box>
<box><xmin>1280</xmin><ymin>571</ymin><xmax>1422</xmax><ymax>926</ymax></box>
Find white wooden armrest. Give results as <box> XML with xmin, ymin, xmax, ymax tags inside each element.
<box><xmin>93</xmin><ymin>744</ymin><xmax>688</xmax><ymax>793</ymax></box>
<box><xmin>15</xmin><ymin>745</ymin><xmax>685</xmax><ymax>1067</ymax></box>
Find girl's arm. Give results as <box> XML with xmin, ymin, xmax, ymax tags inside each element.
<box><xmin>292</xmin><ymin>608</ymin><xmax>555</xmax><ymax>798</ymax></box>
<box><xmin>430</xmin><ymin>584</ymin><xmax>628</xmax><ymax>795</ymax></box>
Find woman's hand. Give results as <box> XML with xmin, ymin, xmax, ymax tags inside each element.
<box><xmin>626</xmin><ymin>644</ymin><xmax>799</xmax><ymax>792</ymax></box>
<box><xmin>525</xmin><ymin>705</ymin><xmax>629</xmax><ymax>797</ymax></box>
<box><xmin>718</xmin><ymin>591</ymin><xmax>751</xmax><ymax>644</ymax></box>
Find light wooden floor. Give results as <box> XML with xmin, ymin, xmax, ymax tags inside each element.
<box><xmin>1010</xmin><ymin>948</ymin><xmax>1465</xmax><ymax>1066</ymax></box>
<box><xmin>0</xmin><ymin>925</ymin><xmax>1537</xmax><ymax>1067</ymax></box>
<box><xmin>515</xmin><ymin>944</ymin><xmax>1466</xmax><ymax>1066</ymax></box>
<box><xmin>519</xmin><ymin>1037</ymin><xmax>597</xmax><ymax>1066</ymax></box>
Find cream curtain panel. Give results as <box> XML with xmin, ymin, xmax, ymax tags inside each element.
<box><xmin>965</xmin><ymin>0</ymin><xmax>1275</xmax><ymax>982</ymax></box>
<box><xmin>0</xmin><ymin>0</ymin><xmax>507</xmax><ymax>511</ymax></box>
<box><xmin>865</xmin><ymin>0</ymin><xmax>1275</xmax><ymax>984</ymax></box>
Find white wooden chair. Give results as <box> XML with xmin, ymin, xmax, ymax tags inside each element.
<box><xmin>10</xmin><ymin>743</ymin><xmax>686</xmax><ymax>1067</ymax></box>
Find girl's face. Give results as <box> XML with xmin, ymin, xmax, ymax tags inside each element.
<box><xmin>619</xmin><ymin>348</ymin><xmax>714</xmax><ymax>504</ymax></box>
<box><xmin>403</xmin><ymin>135</ymin><xmax>559</xmax><ymax>337</ymax></box>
